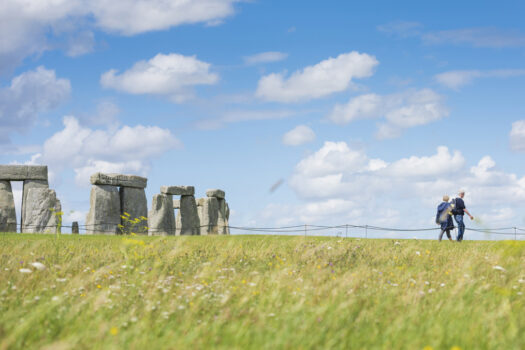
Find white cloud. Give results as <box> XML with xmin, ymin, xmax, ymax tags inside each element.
<box><xmin>327</xmin><ymin>89</ymin><xmax>448</xmax><ymax>139</ymax></box>
<box><xmin>435</xmin><ymin>69</ymin><xmax>525</xmax><ymax>90</ymax></box>
<box><xmin>101</xmin><ymin>53</ymin><xmax>219</xmax><ymax>102</ymax></box>
<box><xmin>282</xmin><ymin>125</ymin><xmax>315</xmax><ymax>146</ymax></box>
<box><xmin>32</xmin><ymin>116</ymin><xmax>181</xmax><ymax>185</ymax></box>
<box><xmin>195</xmin><ymin>109</ymin><xmax>298</xmax><ymax>129</ymax></box>
<box><xmin>256</xmin><ymin>51</ymin><xmax>378</xmax><ymax>103</ymax></box>
<box><xmin>258</xmin><ymin>141</ymin><xmax>525</xmax><ymax>230</ymax></box>
<box><xmin>243</xmin><ymin>52</ymin><xmax>288</xmax><ymax>65</ymax></box>
<box><xmin>379</xmin><ymin>22</ymin><xmax>525</xmax><ymax>48</ymax></box>
<box><xmin>0</xmin><ymin>0</ymin><xmax>238</xmax><ymax>71</ymax></box>
<box><xmin>510</xmin><ymin>120</ymin><xmax>525</xmax><ymax>152</ymax></box>
<box><xmin>0</xmin><ymin>67</ymin><xmax>71</xmax><ymax>142</ymax></box>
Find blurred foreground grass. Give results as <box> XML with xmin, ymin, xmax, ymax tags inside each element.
<box><xmin>0</xmin><ymin>234</ymin><xmax>524</xmax><ymax>349</ymax></box>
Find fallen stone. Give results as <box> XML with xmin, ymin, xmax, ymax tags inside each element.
<box><xmin>21</xmin><ymin>180</ymin><xmax>49</xmax><ymax>232</ymax></box>
<box><xmin>120</xmin><ymin>187</ymin><xmax>148</xmax><ymax>234</ymax></box>
<box><xmin>197</xmin><ymin>197</ymin><xmax>219</xmax><ymax>235</ymax></box>
<box><xmin>0</xmin><ymin>181</ymin><xmax>17</xmax><ymax>232</ymax></box>
<box><xmin>90</xmin><ymin>173</ymin><xmax>147</xmax><ymax>189</ymax></box>
<box><xmin>0</xmin><ymin>165</ymin><xmax>48</xmax><ymax>181</ymax></box>
<box><xmin>206</xmin><ymin>189</ymin><xmax>225</xmax><ymax>199</ymax></box>
<box><xmin>148</xmin><ymin>194</ymin><xmax>176</xmax><ymax>236</ymax></box>
<box><xmin>85</xmin><ymin>185</ymin><xmax>121</xmax><ymax>235</ymax></box>
<box><xmin>179</xmin><ymin>195</ymin><xmax>200</xmax><ymax>235</ymax></box>
<box><xmin>22</xmin><ymin>188</ymin><xmax>59</xmax><ymax>233</ymax></box>
<box><xmin>160</xmin><ymin>186</ymin><xmax>195</xmax><ymax>196</ymax></box>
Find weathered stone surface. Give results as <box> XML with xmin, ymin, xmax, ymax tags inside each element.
<box><xmin>206</xmin><ymin>189</ymin><xmax>225</xmax><ymax>199</ymax></box>
<box><xmin>0</xmin><ymin>165</ymin><xmax>48</xmax><ymax>181</ymax></box>
<box><xmin>148</xmin><ymin>194</ymin><xmax>176</xmax><ymax>236</ymax></box>
<box><xmin>90</xmin><ymin>173</ymin><xmax>147</xmax><ymax>189</ymax></box>
<box><xmin>197</xmin><ymin>197</ymin><xmax>219</xmax><ymax>235</ymax></box>
<box><xmin>46</xmin><ymin>198</ymin><xmax>62</xmax><ymax>234</ymax></box>
<box><xmin>0</xmin><ymin>181</ymin><xmax>17</xmax><ymax>232</ymax></box>
<box><xmin>85</xmin><ymin>185</ymin><xmax>121</xmax><ymax>235</ymax></box>
<box><xmin>23</xmin><ymin>188</ymin><xmax>60</xmax><ymax>233</ymax></box>
<box><xmin>217</xmin><ymin>199</ymin><xmax>230</xmax><ymax>235</ymax></box>
<box><xmin>72</xmin><ymin>221</ymin><xmax>79</xmax><ymax>234</ymax></box>
<box><xmin>120</xmin><ymin>187</ymin><xmax>148</xmax><ymax>234</ymax></box>
<box><xmin>175</xmin><ymin>210</ymin><xmax>182</xmax><ymax>235</ymax></box>
<box><xmin>173</xmin><ymin>199</ymin><xmax>180</xmax><ymax>209</ymax></box>
<box><xmin>179</xmin><ymin>195</ymin><xmax>200</xmax><ymax>235</ymax></box>
<box><xmin>21</xmin><ymin>179</ymin><xmax>49</xmax><ymax>232</ymax></box>
<box><xmin>160</xmin><ymin>186</ymin><xmax>195</xmax><ymax>196</ymax></box>
<box><xmin>225</xmin><ymin>201</ymin><xmax>230</xmax><ymax>221</ymax></box>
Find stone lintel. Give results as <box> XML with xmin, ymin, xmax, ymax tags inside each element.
<box><xmin>0</xmin><ymin>165</ymin><xmax>48</xmax><ymax>181</ymax></box>
<box><xmin>90</xmin><ymin>172</ymin><xmax>147</xmax><ymax>189</ymax></box>
<box><xmin>160</xmin><ymin>186</ymin><xmax>195</xmax><ymax>196</ymax></box>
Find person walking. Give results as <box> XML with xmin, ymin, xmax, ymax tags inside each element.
<box><xmin>436</xmin><ymin>195</ymin><xmax>454</xmax><ymax>241</ymax></box>
<box><xmin>452</xmin><ymin>190</ymin><xmax>474</xmax><ymax>242</ymax></box>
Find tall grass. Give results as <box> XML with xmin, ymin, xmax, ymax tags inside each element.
<box><xmin>0</xmin><ymin>235</ymin><xmax>523</xmax><ymax>349</ymax></box>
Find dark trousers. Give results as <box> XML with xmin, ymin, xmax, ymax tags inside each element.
<box><xmin>454</xmin><ymin>215</ymin><xmax>465</xmax><ymax>241</ymax></box>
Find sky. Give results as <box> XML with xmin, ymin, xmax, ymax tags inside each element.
<box><xmin>2</xmin><ymin>0</ymin><xmax>525</xmax><ymax>239</ymax></box>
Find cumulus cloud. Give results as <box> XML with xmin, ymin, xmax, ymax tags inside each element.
<box><xmin>243</xmin><ymin>52</ymin><xmax>288</xmax><ymax>65</ymax></box>
<box><xmin>101</xmin><ymin>53</ymin><xmax>219</xmax><ymax>102</ymax></box>
<box><xmin>282</xmin><ymin>125</ymin><xmax>316</xmax><ymax>146</ymax></box>
<box><xmin>256</xmin><ymin>51</ymin><xmax>378</xmax><ymax>103</ymax></box>
<box><xmin>32</xmin><ymin>116</ymin><xmax>181</xmax><ymax>185</ymax></box>
<box><xmin>328</xmin><ymin>89</ymin><xmax>448</xmax><ymax>139</ymax></box>
<box><xmin>510</xmin><ymin>120</ymin><xmax>525</xmax><ymax>152</ymax></box>
<box><xmin>0</xmin><ymin>0</ymin><xmax>238</xmax><ymax>71</ymax></box>
<box><xmin>0</xmin><ymin>67</ymin><xmax>71</xmax><ymax>143</ymax></box>
<box><xmin>261</xmin><ymin>141</ymin><xmax>525</xmax><ymax>229</ymax></box>
<box><xmin>435</xmin><ymin>69</ymin><xmax>525</xmax><ymax>90</ymax></box>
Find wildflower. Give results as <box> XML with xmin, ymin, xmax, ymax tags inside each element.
<box><xmin>440</xmin><ymin>283</ymin><xmax>446</xmax><ymax>287</ymax></box>
<box><xmin>450</xmin><ymin>347</ymin><xmax>462</xmax><ymax>350</ymax></box>
<box><xmin>97</xmin><ymin>285</ymin><xmax>102</xmax><ymax>289</ymax></box>
<box><xmin>51</xmin><ymin>296</ymin><xmax>60</xmax><ymax>302</ymax></box>
<box><xmin>415</xmin><ymin>251</ymin><xmax>421</xmax><ymax>256</ymax></box>
<box><xmin>423</xmin><ymin>346</ymin><xmax>434</xmax><ymax>350</ymax></box>
<box><xmin>110</xmin><ymin>327</ymin><xmax>118</xmax><ymax>335</ymax></box>
<box><xmin>19</xmin><ymin>268</ymin><xmax>32</xmax><ymax>274</ymax></box>
<box><xmin>56</xmin><ymin>278</ymin><xmax>67</xmax><ymax>283</ymax></box>
<box><xmin>493</xmin><ymin>266</ymin><xmax>506</xmax><ymax>272</ymax></box>
<box><xmin>31</xmin><ymin>262</ymin><xmax>46</xmax><ymax>270</ymax></box>
<box><xmin>394</xmin><ymin>241</ymin><xmax>400</xmax><ymax>246</ymax></box>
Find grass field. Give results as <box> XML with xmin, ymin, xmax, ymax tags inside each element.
<box><xmin>0</xmin><ymin>234</ymin><xmax>524</xmax><ymax>349</ymax></box>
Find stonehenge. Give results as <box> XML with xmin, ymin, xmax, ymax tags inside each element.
<box><xmin>148</xmin><ymin>186</ymin><xmax>230</xmax><ymax>236</ymax></box>
<box><xmin>86</xmin><ymin>173</ymin><xmax>148</xmax><ymax>235</ymax></box>
<box><xmin>0</xmin><ymin>165</ymin><xmax>61</xmax><ymax>233</ymax></box>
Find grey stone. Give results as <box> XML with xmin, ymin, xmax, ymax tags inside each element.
<box><xmin>46</xmin><ymin>198</ymin><xmax>62</xmax><ymax>234</ymax></box>
<box><xmin>85</xmin><ymin>185</ymin><xmax>121</xmax><ymax>235</ymax></box>
<box><xmin>22</xmin><ymin>188</ymin><xmax>60</xmax><ymax>233</ymax></box>
<box><xmin>225</xmin><ymin>201</ymin><xmax>230</xmax><ymax>221</ymax></box>
<box><xmin>160</xmin><ymin>186</ymin><xmax>195</xmax><ymax>196</ymax></box>
<box><xmin>90</xmin><ymin>172</ymin><xmax>147</xmax><ymax>189</ymax></box>
<box><xmin>217</xmin><ymin>199</ymin><xmax>230</xmax><ymax>235</ymax></box>
<box><xmin>120</xmin><ymin>187</ymin><xmax>148</xmax><ymax>235</ymax></box>
<box><xmin>21</xmin><ymin>179</ymin><xmax>49</xmax><ymax>232</ymax></box>
<box><xmin>173</xmin><ymin>199</ymin><xmax>180</xmax><ymax>209</ymax></box>
<box><xmin>148</xmin><ymin>194</ymin><xmax>176</xmax><ymax>236</ymax></box>
<box><xmin>206</xmin><ymin>189</ymin><xmax>225</xmax><ymax>199</ymax></box>
<box><xmin>197</xmin><ymin>197</ymin><xmax>219</xmax><ymax>235</ymax></box>
<box><xmin>0</xmin><ymin>181</ymin><xmax>17</xmax><ymax>232</ymax></box>
<box><xmin>72</xmin><ymin>221</ymin><xmax>79</xmax><ymax>234</ymax></box>
<box><xmin>0</xmin><ymin>165</ymin><xmax>48</xmax><ymax>181</ymax></box>
<box><xmin>179</xmin><ymin>195</ymin><xmax>200</xmax><ymax>235</ymax></box>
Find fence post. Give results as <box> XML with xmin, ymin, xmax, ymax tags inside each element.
<box><xmin>514</xmin><ymin>227</ymin><xmax>517</xmax><ymax>241</ymax></box>
<box><xmin>304</xmin><ymin>224</ymin><xmax>307</xmax><ymax>237</ymax></box>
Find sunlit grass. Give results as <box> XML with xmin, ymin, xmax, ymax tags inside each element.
<box><xmin>0</xmin><ymin>234</ymin><xmax>524</xmax><ymax>349</ymax></box>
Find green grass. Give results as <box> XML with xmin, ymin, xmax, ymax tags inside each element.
<box><xmin>0</xmin><ymin>234</ymin><xmax>524</xmax><ymax>349</ymax></box>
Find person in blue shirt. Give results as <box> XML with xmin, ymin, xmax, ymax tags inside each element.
<box><xmin>452</xmin><ymin>190</ymin><xmax>474</xmax><ymax>242</ymax></box>
<box><xmin>436</xmin><ymin>195</ymin><xmax>454</xmax><ymax>241</ymax></box>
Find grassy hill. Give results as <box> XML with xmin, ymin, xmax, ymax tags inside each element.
<box><xmin>0</xmin><ymin>234</ymin><xmax>524</xmax><ymax>349</ymax></box>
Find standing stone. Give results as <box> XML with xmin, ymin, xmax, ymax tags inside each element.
<box><xmin>85</xmin><ymin>185</ymin><xmax>121</xmax><ymax>235</ymax></box>
<box><xmin>217</xmin><ymin>199</ymin><xmax>230</xmax><ymax>235</ymax></box>
<box><xmin>46</xmin><ymin>198</ymin><xmax>62</xmax><ymax>234</ymax></box>
<box><xmin>72</xmin><ymin>222</ymin><xmax>79</xmax><ymax>234</ymax></box>
<box><xmin>179</xmin><ymin>195</ymin><xmax>200</xmax><ymax>235</ymax></box>
<box><xmin>0</xmin><ymin>181</ymin><xmax>17</xmax><ymax>232</ymax></box>
<box><xmin>148</xmin><ymin>194</ymin><xmax>175</xmax><ymax>236</ymax></box>
<box><xmin>197</xmin><ymin>197</ymin><xmax>219</xmax><ymax>235</ymax></box>
<box><xmin>120</xmin><ymin>187</ymin><xmax>148</xmax><ymax>234</ymax></box>
<box><xmin>23</xmin><ymin>188</ymin><xmax>59</xmax><ymax>233</ymax></box>
<box><xmin>21</xmin><ymin>179</ymin><xmax>48</xmax><ymax>232</ymax></box>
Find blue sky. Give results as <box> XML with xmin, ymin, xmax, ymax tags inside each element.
<box><xmin>2</xmin><ymin>0</ymin><xmax>525</xmax><ymax>238</ymax></box>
